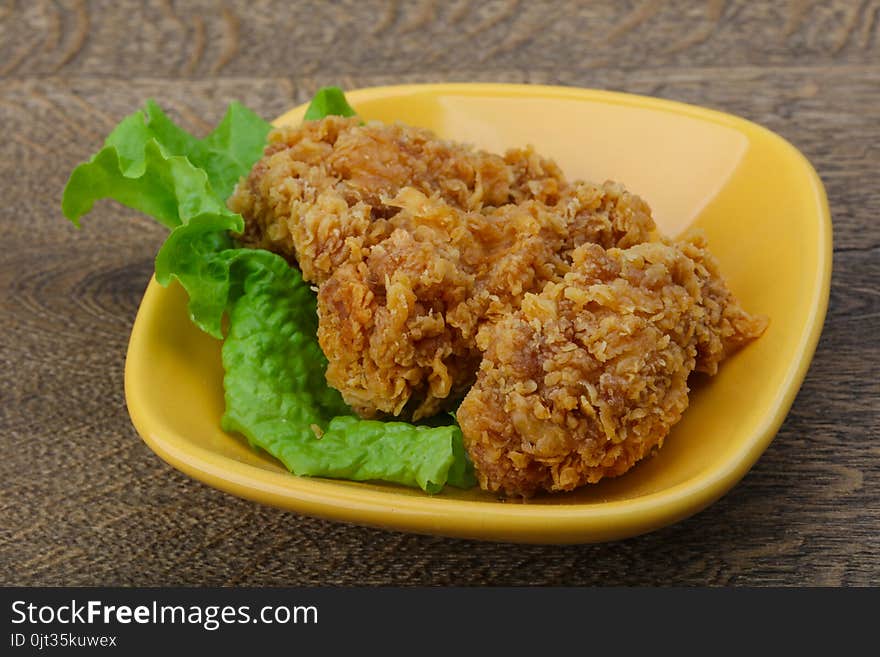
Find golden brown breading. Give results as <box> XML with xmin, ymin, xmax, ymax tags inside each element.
<box><xmin>457</xmin><ymin>237</ymin><xmax>768</xmax><ymax>497</ymax></box>
<box><xmin>230</xmin><ymin>116</ymin><xmax>657</xmax><ymax>419</ymax></box>
<box><xmin>316</xmin><ymin>183</ymin><xmax>656</xmax><ymax>419</ymax></box>
<box><xmin>228</xmin><ymin>116</ymin><xmax>566</xmax><ymax>284</ymax></box>
<box><xmin>315</xmin><ymin>190</ymin><xmax>564</xmax><ymax>419</ymax></box>
<box><xmin>317</xmin><ymin>227</ymin><xmax>480</xmax><ymax>420</ymax></box>
<box><xmin>230</xmin><ymin>115</ymin><xmax>767</xmax><ymax>492</ymax></box>
<box><xmin>677</xmin><ymin>237</ymin><xmax>769</xmax><ymax>375</ymax></box>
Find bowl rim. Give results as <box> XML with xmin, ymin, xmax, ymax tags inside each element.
<box><xmin>124</xmin><ymin>82</ymin><xmax>832</xmax><ymax>543</ymax></box>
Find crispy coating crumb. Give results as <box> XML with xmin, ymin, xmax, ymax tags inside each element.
<box><xmin>232</xmin><ymin>116</ymin><xmax>656</xmax><ymax>419</ymax></box>
<box><xmin>457</xmin><ymin>237</ymin><xmax>768</xmax><ymax>497</ymax></box>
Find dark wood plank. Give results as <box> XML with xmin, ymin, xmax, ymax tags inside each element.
<box><xmin>0</xmin><ymin>0</ymin><xmax>879</xmax><ymax>78</ymax></box>
<box><xmin>0</xmin><ymin>0</ymin><xmax>877</xmax><ymax>586</ymax></box>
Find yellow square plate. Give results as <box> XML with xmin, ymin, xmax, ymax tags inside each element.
<box><xmin>125</xmin><ymin>83</ymin><xmax>831</xmax><ymax>544</ymax></box>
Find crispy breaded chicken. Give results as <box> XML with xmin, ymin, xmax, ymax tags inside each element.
<box><xmin>456</xmin><ymin>236</ymin><xmax>768</xmax><ymax>497</ymax></box>
<box><xmin>231</xmin><ymin>115</ymin><xmax>767</xmax><ymax>492</ymax></box>
<box><xmin>316</xmin><ymin>184</ymin><xmax>655</xmax><ymax>419</ymax></box>
<box><xmin>228</xmin><ymin>116</ymin><xmax>567</xmax><ymax>285</ymax></box>
<box><xmin>231</xmin><ymin>116</ymin><xmax>656</xmax><ymax>419</ymax></box>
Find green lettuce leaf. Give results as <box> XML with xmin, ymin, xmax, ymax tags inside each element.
<box><xmin>303</xmin><ymin>86</ymin><xmax>358</xmax><ymax>121</ymax></box>
<box><xmin>62</xmin><ymin>139</ymin><xmax>228</xmax><ymax>230</ymax></box>
<box><xmin>60</xmin><ymin>100</ymin><xmax>264</xmax><ymax>335</ymax></box>
<box><xmin>60</xmin><ymin>92</ymin><xmax>475</xmax><ymax>493</ymax></box>
<box><xmin>154</xmin><ymin>215</ymin><xmax>240</xmax><ymax>338</ymax></box>
<box><xmin>62</xmin><ymin>101</ymin><xmax>270</xmax><ymax>228</ymax></box>
<box><xmin>219</xmin><ymin>251</ymin><xmax>473</xmax><ymax>492</ymax></box>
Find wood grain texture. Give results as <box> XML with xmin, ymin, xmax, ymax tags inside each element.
<box><xmin>0</xmin><ymin>0</ymin><xmax>877</xmax><ymax>586</ymax></box>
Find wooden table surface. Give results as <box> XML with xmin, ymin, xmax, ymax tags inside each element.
<box><xmin>1</xmin><ymin>0</ymin><xmax>877</xmax><ymax>586</ymax></box>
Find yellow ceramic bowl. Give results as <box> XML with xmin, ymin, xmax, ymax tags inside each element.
<box><xmin>125</xmin><ymin>84</ymin><xmax>831</xmax><ymax>544</ymax></box>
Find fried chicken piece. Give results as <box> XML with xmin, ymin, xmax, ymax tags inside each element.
<box><xmin>316</xmin><ymin>184</ymin><xmax>656</xmax><ymax>419</ymax></box>
<box><xmin>317</xmin><ymin>227</ymin><xmax>480</xmax><ymax>420</ymax></box>
<box><xmin>228</xmin><ymin>116</ymin><xmax>566</xmax><ymax>284</ymax></box>
<box><xmin>316</xmin><ymin>190</ymin><xmax>562</xmax><ymax>419</ymax></box>
<box><xmin>457</xmin><ymin>236</ymin><xmax>768</xmax><ymax>496</ymax></box>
